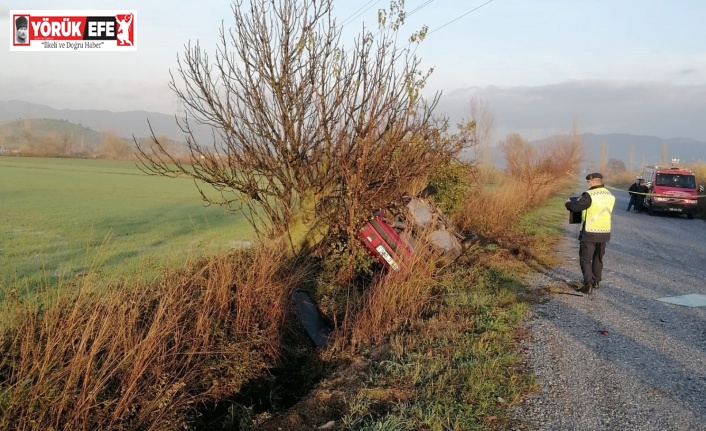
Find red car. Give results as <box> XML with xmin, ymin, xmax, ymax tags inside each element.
<box><xmin>357</xmin><ymin>191</ymin><xmax>475</xmax><ymax>271</ymax></box>
<box><xmin>357</xmin><ymin>214</ymin><xmax>413</xmax><ymax>271</ymax></box>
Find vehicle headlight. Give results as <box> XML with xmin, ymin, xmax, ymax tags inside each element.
<box><xmin>654</xmin><ymin>197</ymin><xmax>668</xmax><ymax>202</ymax></box>
<box><xmin>684</xmin><ymin>199</ymin><xmax>697</xmax><ymax>204</ymax></box>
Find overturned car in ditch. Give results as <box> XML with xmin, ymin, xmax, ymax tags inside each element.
<box><xmin>357</xmin><ymin>186</ymin><xmax>477</xmax><ymax>271</ymax></box>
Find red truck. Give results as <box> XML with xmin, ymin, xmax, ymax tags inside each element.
<box><xmin>642</xmin><ymin>160</ymin><xmax>701</xmax><ymax>219</ymax></box>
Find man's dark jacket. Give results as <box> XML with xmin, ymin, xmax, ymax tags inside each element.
<box><xmin>565</xmin><ymin>185</ymin><xmax>611</xmax><ymax>243</ymax></box>
<box><xmin>628</xmin><ymin>182</ymin><xmax>640</xmax><ymax>202</ymax></box>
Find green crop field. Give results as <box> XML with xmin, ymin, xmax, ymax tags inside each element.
<box><xmin>0</xmin><ymin>157</ymin><xmax>253</xmax><ymax>296</ymax></box>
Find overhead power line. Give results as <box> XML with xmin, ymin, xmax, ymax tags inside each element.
<box><xmin>343</xmin><ymin>0</ymin><xmax>496</xmax><ymax>54</ymax></box>
<box><xmin>426</xmin><ymin>0</ymin><xmax>495</xmax><ymax>37</ymax></box>
<box><xmin>339</xmin><ymin>0</ymin><xmax>381</xmax><ymax>28</ymax></box>
<box><xmin>341</xmin><ymin>0</ymin><xmax>436</xmax><ymax>30</ymax></box>
<box><xmin>407</xmin><ymin>0</ymin><xmax>436</xmax><ymax>17</ymax></box>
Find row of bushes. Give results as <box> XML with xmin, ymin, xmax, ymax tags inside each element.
<box><xmin>453</xmin><ymin>131</ymin><xmax>581</xmax><ymax>238</ymax></box>
<box><xmin>1</xmin><ymin>132</ymin><xmax>193</xmax><ymax>162</ymax></box>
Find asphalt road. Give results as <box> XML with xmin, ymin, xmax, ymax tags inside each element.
<box><xmin>513</xmin><ymin>185</ymin><xmax>706</xmax><ymax>431</ymax></box>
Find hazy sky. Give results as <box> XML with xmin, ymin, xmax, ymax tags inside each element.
<box><xmin>3</xmin><ymin>0</ymin><xmax>706</xmax><ymax>141</ymax></box>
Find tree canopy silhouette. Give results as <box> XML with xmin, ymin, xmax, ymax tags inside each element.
<box><xmin>135</xmin><ymin>0</ymin><xmax>473</xmax><ymax>250</ymax></box>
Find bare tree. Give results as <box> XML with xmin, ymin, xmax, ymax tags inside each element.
<box><xmin>599</xmin><ymin>141</ymin><xmax>608</xmax><ymax>173</ymax></box>
<box><xmin>461</xmin><ymin>96</ymin><xmax>495</xmax><ymax>165</ymax></box>
<box><xmin>135</xmin><ymin>0</ymin><xmax>467</xmax><ymax>250</ymax></box>
<box><xmin>547</xmin><ymin>119</ymin><xmax>583</xmax><ymax>176</ymax></box>
<box><xmin>99</xmin><ymin>132</ymin><xmax>133</xmax><ymax>160</ymax></box>
<box><xmin>606</xmin><ymin>158</ymin><xmax>626</xmax><ymax>175</ymax></box>
<box><xmin>21</xmin><ymin>116</ymin><xmax>33</xmax><ymax>154</ymax></box>
<box><xmin>500</xmin><ymin>133</ymin><xmax>538</xmax><ymax>183</ymax></box>
<box><xmin>501</xmin><ymin>121</ymin><xmax>583</xmax><ymax>187</ymax></box>
<box><xmin>660</xmin><ymin>141</ymin><xmax>668</xmax><ymax>165</ymax></box>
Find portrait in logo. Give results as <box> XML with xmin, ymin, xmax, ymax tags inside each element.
<box><xmin>15</xmin><ymin>15</ymin><xmax>29</xmax><ymax>44</ymax></box>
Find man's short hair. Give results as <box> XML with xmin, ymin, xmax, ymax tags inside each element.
<box><xmin>585</xmin><ymin>172</ymin><xmax>603</xmax><ymax>180</ymax></box>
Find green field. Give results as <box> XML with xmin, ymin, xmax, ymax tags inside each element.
<box><xmin>0</xmin><ymin>157</ymin><xmax>253</xmax><ymax>295</ymax></box>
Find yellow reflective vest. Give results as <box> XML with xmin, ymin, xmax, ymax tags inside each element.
<box><xmin>583</xmin><ymin>188</ymin><xmax>615</xmax><ymax>233</ymax></box>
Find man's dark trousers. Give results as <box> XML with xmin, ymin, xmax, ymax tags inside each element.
<box><xmin>579</xmin><ymin>241</ymin><xmax>606</xmax><ymax>285</ymax></box>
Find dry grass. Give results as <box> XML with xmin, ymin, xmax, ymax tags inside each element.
<box><xmin>689</xmin><ymin>161</ymin><xmax>706</xmax><ymax>181</ymax></box>
<box><xmin>608</xmin><ymin>169</ymin><xmax>642</xmax><ymax>189</ymax></box>
<box><xmin>0</xmin><ymin>244</ymin><xmax>301</xmax><ymax>430</ymax></box>
<box><xmin>342</xmin><ymin>245</ymin><xmax>439</xmax><ymax>350</ymax></box>
<box><xmin>453</xmin><ymin>173</ymin><xmax>526</xmax><ymax>237</ymax></box>
<box><xmin>452</xmin><ymin>132</ymin><xmax>581</xmax><ymax>239</ymax></box>
<box><xmin>453</xmin><ymin>171</ymin><xmax>572</xmax><ymax>239</ymax></box>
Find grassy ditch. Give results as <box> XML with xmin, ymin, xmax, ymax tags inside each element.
<box><xmin>0</xmin><ymin>141</ymin><xmax>578</xmax><ymax>429</ymax></box>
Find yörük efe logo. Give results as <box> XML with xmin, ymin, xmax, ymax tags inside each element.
<box><xmin>11</xmin><ymin>10</ymin><xmax>137</xmax><ymax>51</ymax></box>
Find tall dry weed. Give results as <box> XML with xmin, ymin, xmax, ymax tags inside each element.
<box><xmin>338</xmin><ymin>235</ymin><xmax>440</xmax><ymax>350</ymax></box>
<box><xmin>0</xmin><ymin>244</ymin><xmax>301</xmax><ymax>430</ymax></box>
<box><xmin>609</xmin><ymin>169</ymin><xmax>642</xmax><ymax>189</ymax></box>
<box><xmin>453</xmin><ymin>174</ymin><xmax>529</xmax><ymax>237</ymax></box>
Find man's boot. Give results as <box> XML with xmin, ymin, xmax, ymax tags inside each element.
<box><xmin>578</xmin><ymin>281</ymin><xmax>593</xmax><ymax>294</ymax></box>
<box><xmin>593</xmin><ymin>281</ymin><xmax>600</xmax><ymax>290</ymax></box>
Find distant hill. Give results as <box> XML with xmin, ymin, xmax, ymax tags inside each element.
<box><xmin>531</xmin><ymin>133</ymin><xmax>706</xmax><ymax>171</ymax></box>
<box><xmin>0</xmin><ymin>100</ymin><xmax>213</xmax><ymax>143</ymax></box>
<box><xmin>0</xmin><ymin>118</ymin><xmax>104</xmax><ymax>150</ymax></box>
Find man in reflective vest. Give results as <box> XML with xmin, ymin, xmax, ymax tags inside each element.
<box><xmin>565</xmin><ymin>172</ymin><xmax>616</xmax><ymax>294</ymax></box>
